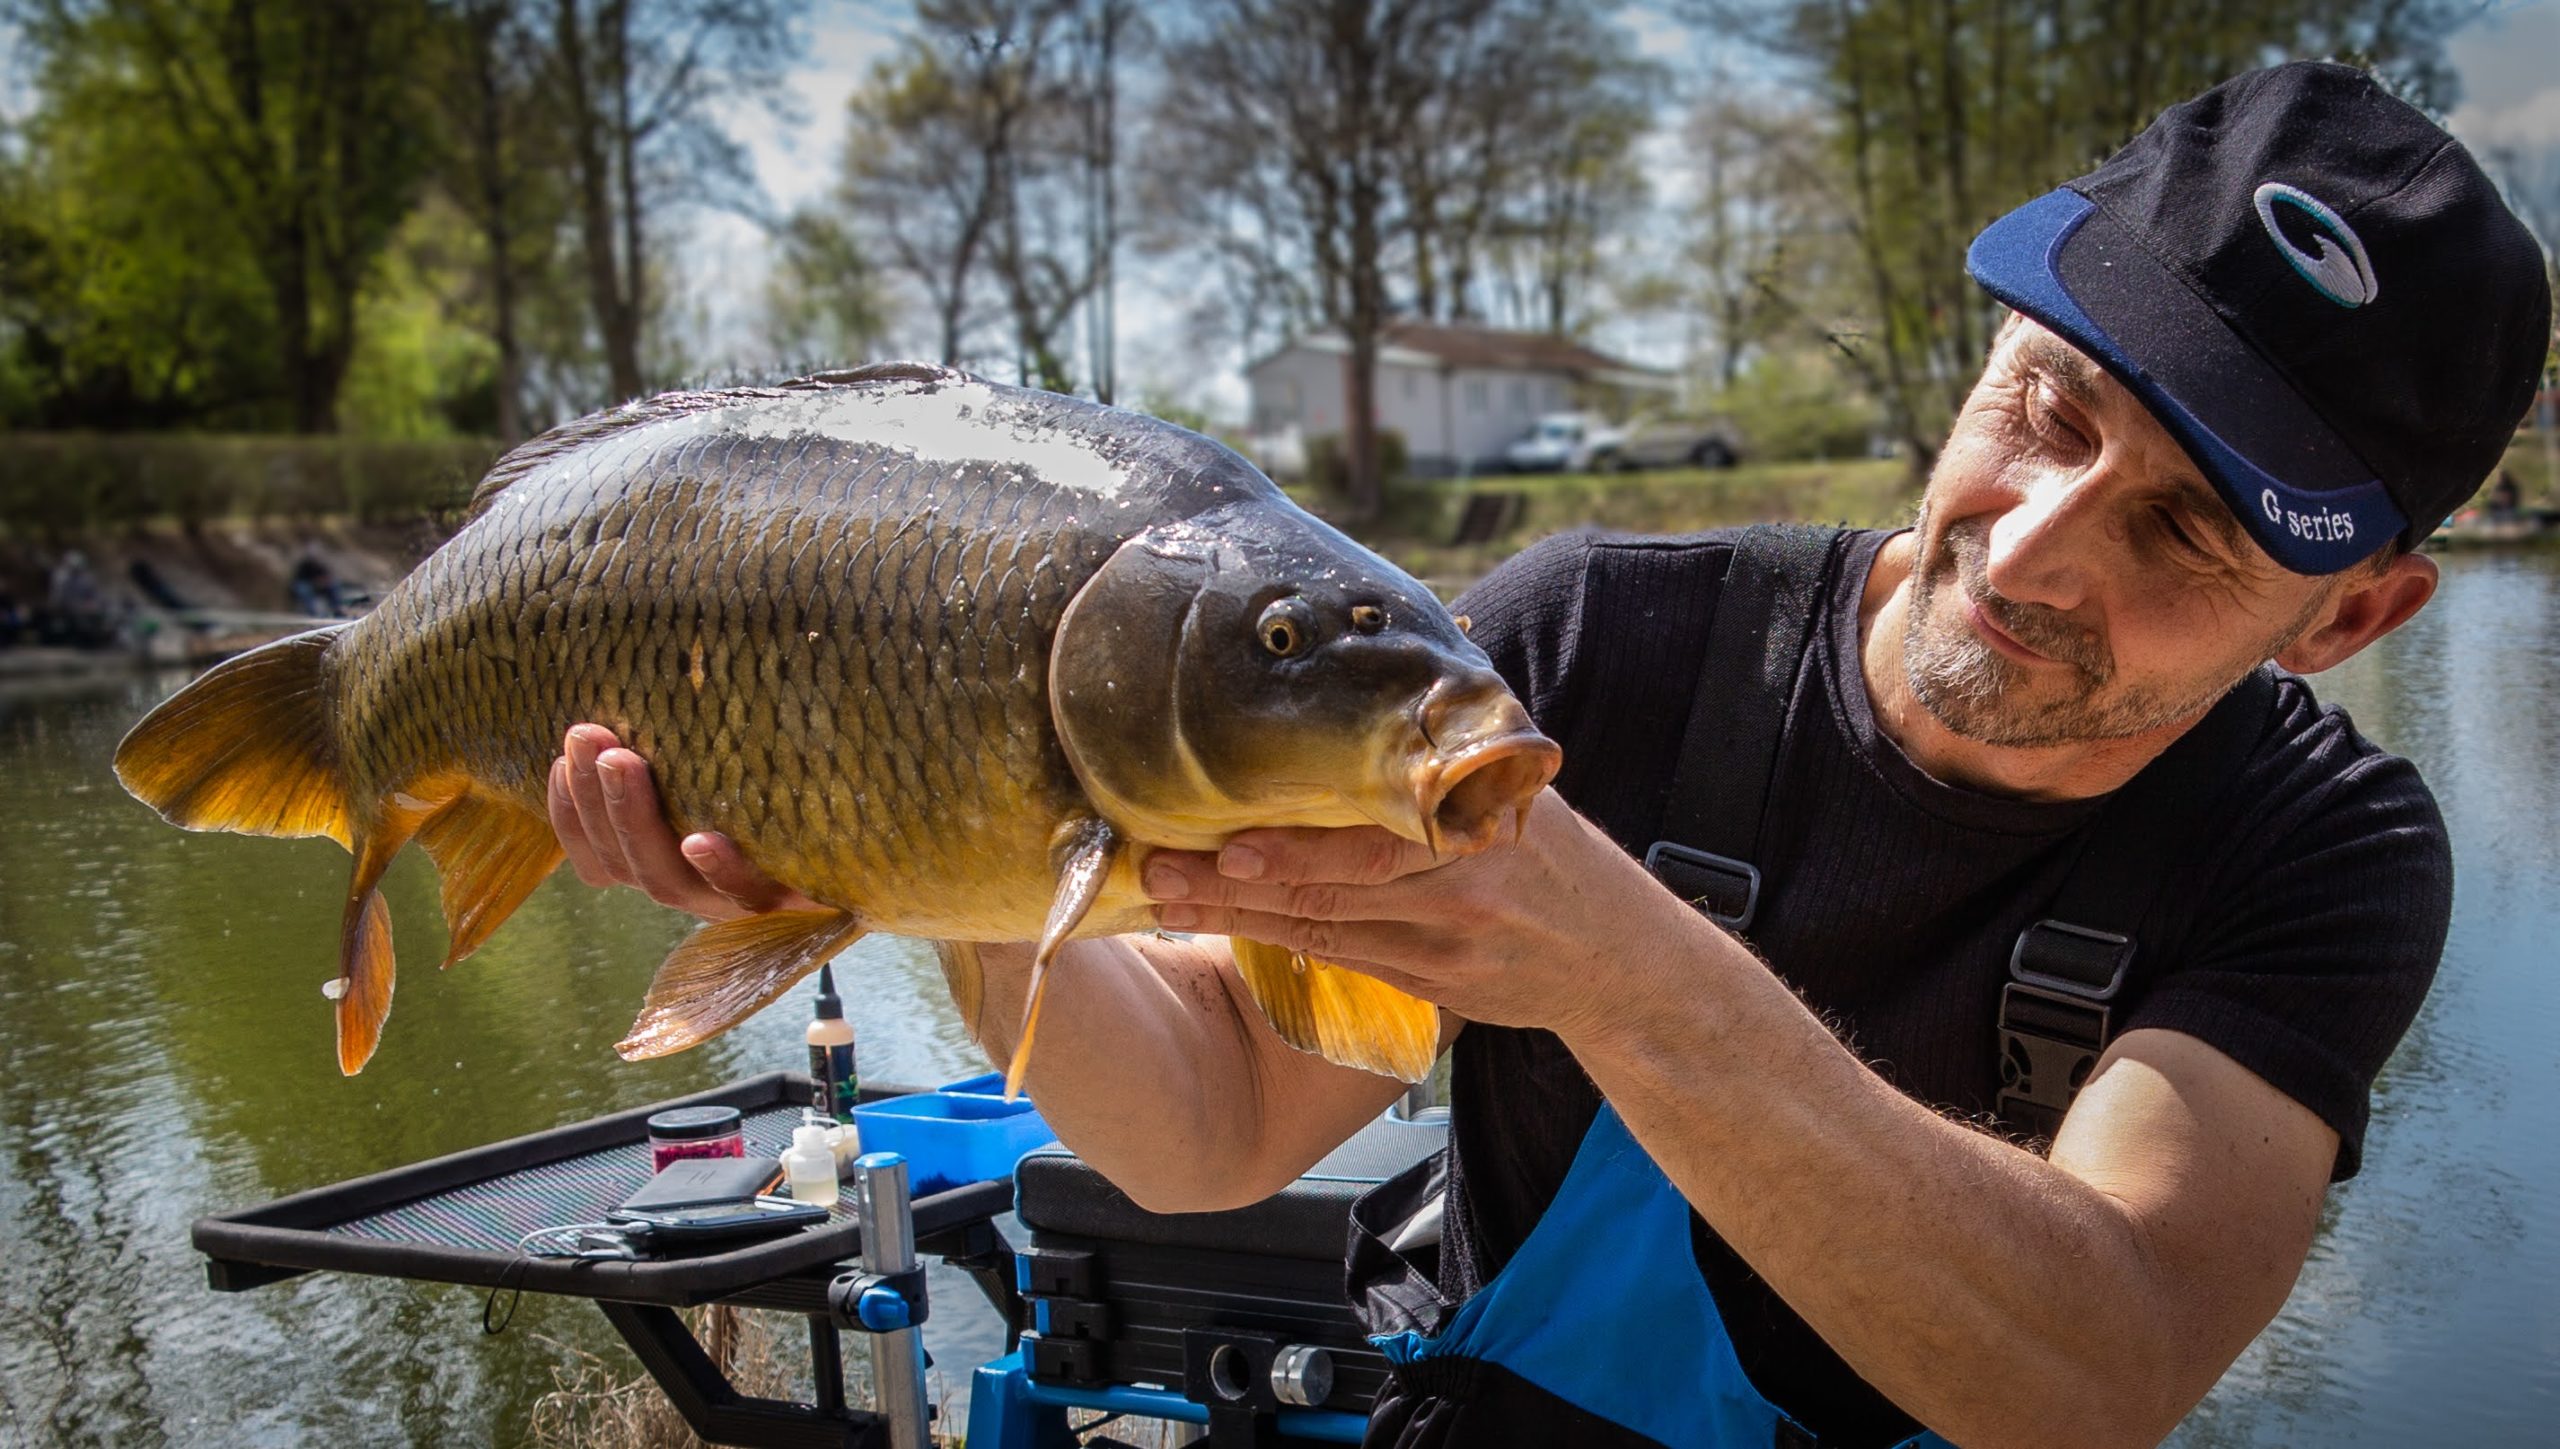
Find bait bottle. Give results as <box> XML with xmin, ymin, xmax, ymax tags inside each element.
<box><xmin>782</xmin><ymin>1122</ymin><xmax>839</xmax><ymax>1208</ymax></box>
<box><xmin>807</xmin><ymin>963</ymin><xmax>858</xmax><ymax>1125</ymax></box>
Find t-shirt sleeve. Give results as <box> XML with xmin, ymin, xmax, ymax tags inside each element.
<box><xmin>1449</xmin><ymin>530</ymin><xmax>1597</xmax><ymax>742</ymax></box>
<box><xmin>2122</xmin><ymin>751</ymin><xmax>2450</xmax><ymax>1180</ymax></box>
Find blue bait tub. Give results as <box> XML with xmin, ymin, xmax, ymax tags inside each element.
<box><xmin>852</xmin><ymin>1074</ymin><xmax>1058</xmax><ymax>1195</ymax></box>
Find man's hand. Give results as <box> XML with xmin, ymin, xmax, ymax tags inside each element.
<box><xmin>547</xmin><ymin>723</ymin><xmax>822</xmax><ymax>920</ymax></box>
<box><xmin>1140</xmin><ymin>787</ymin><xmax>1685</xmax><ymax>1038</ymax></box>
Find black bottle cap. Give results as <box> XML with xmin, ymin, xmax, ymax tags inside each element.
<box><xmin>814</xmin><ymin>962</ymin><xmax>843</xmax><ymax>1021</ymax></box>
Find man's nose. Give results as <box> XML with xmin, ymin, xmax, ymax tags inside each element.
<box><xmin>1982</xmin><ymin>460</ymin><xmax>2123</xmax><ymax>612</ymax></box>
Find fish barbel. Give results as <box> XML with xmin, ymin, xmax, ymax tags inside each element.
<box><xmin>113</xmin><ymin>364</ymin><xmax>1561</xmax><ymax>1087</ymax></box>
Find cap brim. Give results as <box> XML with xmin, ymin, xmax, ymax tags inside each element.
<box><xmin>1967</xmin><ymin>189</ymin><xmax>2405</xmax><ymax>574</ymax></box>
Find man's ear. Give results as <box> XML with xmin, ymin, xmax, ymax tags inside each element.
<box><xmin>2274</xmin><ymin>551</ymin><xmax>2437</xmax><ymax>675</ymax></box>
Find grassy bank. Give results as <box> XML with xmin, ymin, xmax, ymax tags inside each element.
<box><xmin>1314</xmin><ymin>456</ymin><xmax>1920</xmax><ymax>591</ymax></box>
<box><xmin>0</xmin><ymin>432</ymin><xmax>502</xmax><ymax>538</ymax></box>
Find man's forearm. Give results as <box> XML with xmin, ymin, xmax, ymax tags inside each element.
<box><xmin>1555</xmin><ymin>913</ymin><xmax>2247</xmax><ymax>1449</ymax></box>
<box><xmin>947</xmin><ymin>933</ymin><xmax>1406</xmax><ymax>1212</ymax></box>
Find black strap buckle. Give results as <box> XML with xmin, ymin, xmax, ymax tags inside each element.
<box><xmin>1996</xmin><ymin>921</ymin><xmax>2134</xmax><ymax>1140</ymax></box>
<box><xmin>1644</xmin><ymin>841</ymin><xmax>1762</xmax><ymax>932</ymax></box>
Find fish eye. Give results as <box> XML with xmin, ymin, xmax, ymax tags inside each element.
<box><xmin>1350</xmin><ymin>603</ymin><xmax>1386</xmax><ymax>634</ymax></box>
<box><xmin>1257</xmin><ymin>598</ymin><xmax>1316</xmax><ymax>658</ymax></box>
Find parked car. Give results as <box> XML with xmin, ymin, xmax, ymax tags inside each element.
<box><xmin>1502</xmin><ymin>412</ymin><xmax>1627</xmax><ymax>473</ymax></box>
<box><xmin>1603</xmin><ymin>417</ymin><xmax>1747</xmax><ymax>471</ymax></box>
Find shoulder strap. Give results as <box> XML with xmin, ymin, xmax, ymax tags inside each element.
<box><xmin>1644</xmin><ymin>524</ymin><xmax>1842</xmax><ymax>934</ymax></box>
<box><xmin>1996</xmin><ymin>666</ymin><xmax>2280</xmax><ymax>1140</ymax></box>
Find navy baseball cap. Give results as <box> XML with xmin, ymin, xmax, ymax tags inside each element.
<box><xmin>1967</xmin><ymin>61</ymin><xmax>2552</xmax><ymax>574</ymax></box>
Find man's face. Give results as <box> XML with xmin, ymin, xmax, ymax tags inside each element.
<box><xmin>1904</xmin><ymin>318</ymin><xmax>2347</xmax><ymax>748</ymax></box>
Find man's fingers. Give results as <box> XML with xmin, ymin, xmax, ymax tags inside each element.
<box><xmin>596</xmin><ymin>748</ymin><xmax>723</xmax><ymax>913</ymax></box>
<box><xmin>562</xmin><ymin>725</ymin><xmax>632</xmax><ymax>881</ymax></box>
<box><xmin>1215</xmin><ymin>825</ymin><xmax>1437</xmax><ymax>887</ymax></box>
<box><xmin>679</xmin><ymin>832</ymin><xmax>823</xmax><ymax>915</ymax></box>
<box><xmin>548</xmin><ymin>758</ymin><xmax>615</xmax><ymax>888</ymax></box>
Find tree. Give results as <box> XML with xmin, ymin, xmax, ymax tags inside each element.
<box><xmin>1687</xmin><ymin>0</ymin><xmax>2478</xmax><ymax>469</ymax></box>
<box><xmin>545</xmin><ymin>0</ymin><xmax>800</xmax><ymax>402</ymax></box>
<box><xmin>12</xmin><ymin>0</ymin><xmax>438</xmax><ymax>432</ymax></box>
<box><xmin>429</xmin><ymin>0</ymin><xmax>570</xmax><ymax>444</ymax></box>
<box><xmin>760</xmin><ymin>205</ymin><xmax>890</xmax><ymax>366</ymax></box>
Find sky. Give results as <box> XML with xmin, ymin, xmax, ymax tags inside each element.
<box><xmin>694</xmin><ymin>0</ymin><xmax>2560</xmax><ymax>423</ymax></box>
<box><xmin>3</xmin><ymin>1</ymin><xmax>2553</xmax><ymax>423</ymax></box>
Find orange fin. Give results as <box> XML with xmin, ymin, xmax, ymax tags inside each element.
<box><xmin>933</xmin><ymin>941</ymin><xmax>986</xmax><ymax>1041</ymax></box>
<box><xmin>113</xmin><ymin>625</ymin><xmax>352</xmax><ymax>845</ymax></box>
<box><xmin>1231</xmin><ymin>938</ymin><xmax>1441</xmax><ymax>1084</ymax></box>
<box><xmin>416</xmin><ymin>791</ymin><xmax>564</xmax><ymax>967</ymax></box>
<box><xmin>616</xmin><ymin>909</ymin><xmax>865</xmax><ymax>1060</ymax></box>
<box><xmin>333</xmin><ymin>814</ymin><xmax>426</xmax><ymax>1076</ymax></box>
<box><xmin>1005</xmin><ymin>821</ymin><xmax>1121</xmax><ymax>1100</ymax></box>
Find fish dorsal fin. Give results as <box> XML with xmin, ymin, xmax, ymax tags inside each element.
<box><xmin>1231</xmin><ymin>937</ymin><xmax>1442</xmax><ymax>1085</ymax></box>
<box><xmin>616</xmin><ymin>908</ymin><xmax>866</xmax><ymax>1060</ymax></box>
<box><xmin>465</xmin><ymin>363</ymin><xmax>989</xmax><ymax>518</ymax></box>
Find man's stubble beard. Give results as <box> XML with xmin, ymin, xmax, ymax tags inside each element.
<box><xmin>1900</xmin><ymin>506</ymin><xmax>2307</xmax><ymax>748</ymax></box>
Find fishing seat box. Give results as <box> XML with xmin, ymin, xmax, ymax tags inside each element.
<box><xmin>1011</xmin><ymin>1109</ymin><xmax>1447</xmax><ymax>1421</ymax></box>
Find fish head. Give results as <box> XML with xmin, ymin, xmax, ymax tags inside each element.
<box><xmin>1051</xmin><ymin>505</ymin><xmax>1560</xmax><ymax>856</ymax></box>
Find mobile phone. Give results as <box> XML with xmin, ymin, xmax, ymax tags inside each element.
<box><xmin>609</xmin><ymin>1195</ymin><xmax>831</xmax><ymax>1245</ymax></box>
<box><xmin>616</xmin><ymin>1156</ymin><xmax>782</xmax><ymax>1214</ymax></box>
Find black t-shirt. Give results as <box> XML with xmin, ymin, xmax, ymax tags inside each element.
<box><xmin>1441</xmin><ymin>527</ymin><xmax>2450</xmax><ymax>1445</ymax></box>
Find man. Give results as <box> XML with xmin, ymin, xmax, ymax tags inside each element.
<box><xmin>554</xmin><ymin>64</ymin><xmax>2549</xmax><ymax>1447</ymax></box>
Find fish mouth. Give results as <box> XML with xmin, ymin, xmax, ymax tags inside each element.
<box><xmin>1411</xmin><ymin>686</ymin><xmax>1562</xmax><ymax>855</ymax></box>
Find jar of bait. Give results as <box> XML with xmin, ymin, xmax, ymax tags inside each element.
<box><xmin>645</xmin><ymin>1105</ymin><xmax>746</xmax><ymax>1172</ymax></box>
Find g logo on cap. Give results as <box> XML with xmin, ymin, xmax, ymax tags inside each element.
<box><xmin>2254</xmin><ymin>183</ymin><xmax>2379</xmax><ymax>308</ymax></box>
<box><xmin>2261</xmin><ymin>489</ymin><xmax>2282</xmax><ymax>522</ymax></box>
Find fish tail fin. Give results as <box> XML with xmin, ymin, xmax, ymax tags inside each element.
<box><xmin>416</xmin><ymin>790</ymin><xmax>564</xmax><ymax>968</ymax></box>
<box><xmin>1231</xmin><ymin>938</ymin><xmax>1442</xmax><ymax>1085</ymax></box>
<box><xmin>113</xmin><ymin>625</ymin><xmax>354</xmax><ymax>846</ymax></box>
<box><xmin>617</xmin><ymin>909</ymin><xmax>865</xmax><ymax>1060</ymax></box>
<box><xmin>335</xmin><ymin>822</ymin><xmax>417</xmax><ymax>1075</ymax></box>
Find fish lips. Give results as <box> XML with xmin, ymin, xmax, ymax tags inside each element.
<box><xmin>1406</xmin><ymin>686</ymin><xmax>1561</xmax><ymax>856</ymax></box>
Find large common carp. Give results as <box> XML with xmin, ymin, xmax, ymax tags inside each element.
<box><xmin>114</xmin><ymin>364</ymin><xmax>1560</xmax><ymax>1088</ymax></box>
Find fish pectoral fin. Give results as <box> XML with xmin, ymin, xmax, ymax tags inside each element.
<box><xmin>1231</xmin><ymin>938</ymin><xmax>1441</xmax><ymax>1085</ymax></box>
<box><xmin>416</xmin><ymin>789</ymin><xmax>564</xmax><ymax>968</ymax></box>
<box><xmin>113</xmin><ymin>624</ymin><xmax>352</xmax><ymax>846</ymax></box>
<box><xmin>933</xmin><ymin>941</ymin><xmax>987</xmax><ymax>1043</ymax></box>
<box><xmin>1004</xmin><ymin>820</ymin><xmax>1123</xmax><ymax>1100</ymax></box>
<box><xmin>616</xmin><ymin>909</ymin><xmax>865</xmax><ymax>1061</ymax></box>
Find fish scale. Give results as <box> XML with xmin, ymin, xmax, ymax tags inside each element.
<box><xmin>114</xmin><ymin>364</ymin><xmax>1557</xmax><ymax>1086</ymax></box>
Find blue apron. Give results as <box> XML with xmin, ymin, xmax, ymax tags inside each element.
<box><xmin>1357</xmin><ymin>1104</ymin><xmax>1956</xmax><ymax>1449</ymax></box>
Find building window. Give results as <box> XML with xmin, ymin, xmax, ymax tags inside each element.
<box><xmin>1510</xmin><ymin>379</ymin><xmax>1529</xmax><ymax>411</ymax></box>
<box><xmin>1403</xmin><ymin>371</ymin><xmax>1418</xmax><ymax>401</ymax></box>
<box><xmin>1466</xmin><ymin>379</ymin><xmax>1487</xmax><ymax>412</ymax></box>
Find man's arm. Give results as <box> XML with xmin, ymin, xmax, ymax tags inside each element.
<box><xmin>548</xmin><ymin>726</ymin><xmax>1423</xmax><ymax>1212</ymax></box>
<box><xmin>1145</xmin><ymin>795</ymin><xmax>2334</xmax><ymax>1449</ymax></box>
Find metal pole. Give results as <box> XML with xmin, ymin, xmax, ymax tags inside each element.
<box><xmin>856</xmin><ymin>1153</ymin><xmax>931</xmax><ymax>1449</ymax></box>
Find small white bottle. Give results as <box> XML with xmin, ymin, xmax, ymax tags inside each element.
<box><xmin>782</xmin><ymin>1122</ymin><xmax>839</xmax><ymax>1208</ymax></box>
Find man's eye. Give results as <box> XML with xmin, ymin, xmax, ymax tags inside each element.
<box><xmin>2028</xmin><ymin>386</ymin><xmax>2090</xmax><ymax>451</ymax></box>
<box><xmin>2155</xmin><ymin>506</ymin><xmax>2210</xmax><ymax>556</ymax></box>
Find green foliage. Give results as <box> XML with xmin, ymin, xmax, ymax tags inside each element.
<box><xmin>1705</xmin><ymin>347</ymin><xmax>1883</xmax><ymax>463</ymax></box>
<box><xmin>0</xmin><ymin>434</ymin><xmax>504</xmax><ymax>538</ymax></box>
<box><xmin>1713</xmin><ymin>0</ymin><xmax>2476</xmax><ymax>459</ymax></box>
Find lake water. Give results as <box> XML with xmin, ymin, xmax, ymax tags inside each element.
<box><xmin>0</xmin><ymin>549</ymin><xmax>2553</xmax><ymax>1446</ymax></box>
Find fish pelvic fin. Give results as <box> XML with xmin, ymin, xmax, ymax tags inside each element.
<box><xmin>616</xmin><ymin>909</ymin><xmax>865</xmax><ymax>1061</ymax></box>
<box><xmin>1006</xmin><ymin>820</ymin><xmax>1123</xmax><ymax>1101</ymax></box>
<box><xmin>1231</xmin><ymin>938</ymin><xmax>1441</xmax><ymax>1085</ymax></box>
<box><xmin>415</xmin><ymin>790</ymin><xmax>565</xmax><ymax>968</ymax></box>
<box><xmin>113</xmin><ymin>625</ymin><xmax>353</xmax><ymax>846</ymax></box>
